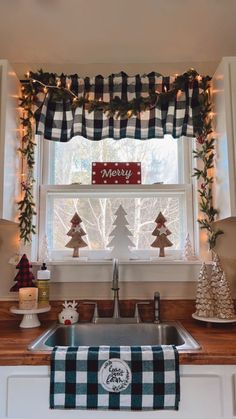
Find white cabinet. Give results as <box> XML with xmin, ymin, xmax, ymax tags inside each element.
<box><xmin>0</xmin><ymin>364</ymin><xmax>236</xmax><ymax>419</ymax></box>
<box><xmin>0</xmin><ymin>60</ymin><xmax>20</xmax><ymax>222</ymax></box>
<box><xmin>212</xmin><ymin>57</ymin><xmax>236</xmax><ymax>220</ymax></box>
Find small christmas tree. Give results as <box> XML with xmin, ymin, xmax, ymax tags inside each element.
<box><xmin>210</xmin><ymin>254</ymin><xmax>235</xmax><ymax>319</ymax></box>
<box><xmin>107</xmin><ymin>205</ymin><xmax>135</xmax><ymax>259</ymax></box>
<box><xmin>10</xmin><ymin>254</ymin><xmax>36</xmax><ymax>292</ymax></box>
<box><xmin>65</xmin><ymin>212</ymin><xmax>87</xmax><ymax>257</ymax></box>
<box><xmin>195</xmin><ymin>262</ymin><xmax>214</xmax><ymax>318</ymax></box>
<box><xmin>183</xmin><ymin>233</ymin><xmax>197</xmax><ymax>261</ymax></box>
<box><xmin>39</xmin><ymin>234</ymin><xmax>50</xmax><ymax>262</ymax></box>
<box><xmin>151</xmin><ymin>212</ymin><xmax>173</xmax><ymax>257</ymax></box>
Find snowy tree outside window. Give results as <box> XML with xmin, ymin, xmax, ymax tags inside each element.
<box><xmin>41</xmin><ymin>135</ymin><xmax>193</xmax><ymax>260</ymax></box>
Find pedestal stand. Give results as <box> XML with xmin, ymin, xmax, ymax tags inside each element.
<box><xmin>10</xmin><ymin>306</ymin><xmax>51</xmax><ymax>328</ymax></box>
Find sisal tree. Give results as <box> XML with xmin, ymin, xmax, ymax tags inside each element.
<box><xmin>151</xmin><ymin>212</ymin><xmax>173</xmax><ymax>257</ymax></box>
<box><xmin>107</xmin><ymin>205</ymin><xmax>135</xmax><ymax>260</ymax></box>
<box><xmin>65</xmin><ymin>212</ymin><xmax>87</xmax><ymax>257</ymax></box>
<box><xmin>10</xmin><ymin>254</ymin><xmax>36</xmax><ymax>292</ymax></box>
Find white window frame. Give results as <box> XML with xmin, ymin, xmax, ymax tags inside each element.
<box><xmin>36</xmin><ymin>136</ymin><xmax>196</xmax><ymax>262</ymax></box>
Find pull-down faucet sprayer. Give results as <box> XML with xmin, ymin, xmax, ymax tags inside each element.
<box><xmin>112</xmin><ymin>258</ymin><xmax>120</xmax><ymax>319</ymax></box>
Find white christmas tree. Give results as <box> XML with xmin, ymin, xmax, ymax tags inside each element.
<box><xmin>38</xmin><ymin>234</ymin><xmax>50</xmax><ymax>262</ymax></box>
<box><xmin>210</xmin><ymin>254</ymin><xmax>235</xmax><ymax>319</ymax></box>
<box><xmin>183</xmin><ymin>233</ymin><xmax>197</xmax><ymax>261</ymax></box>
<box><xmin>194</xmin><ymin>262</ymin><xmax>214</xmax><ymax>318</ymax></box>
<box><xmin>107</xmin><ymin>205</ymin><xmax>135</xmax><ymax>260</ymax></box>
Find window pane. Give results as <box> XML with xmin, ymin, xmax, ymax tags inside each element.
<box><xmin>47</xmin><ymin>194</ymin><xmax>185</xmax><ymax>256</ymax></box>
<box><xmin>49</xmin><ymin>135</ymin><xmax>179</xmax><ymax>185</ymax></box>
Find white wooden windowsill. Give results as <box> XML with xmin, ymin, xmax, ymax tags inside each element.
<box><xmin>32</xmin><ymin>259</ymin><xmax>204</xmax><ymax>266</ymax></box>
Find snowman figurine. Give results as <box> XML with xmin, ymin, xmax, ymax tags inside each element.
<box><xmin>58</xmin><ymin>300</ymin><xmax>79</xmax><ymax>325</ymax></box>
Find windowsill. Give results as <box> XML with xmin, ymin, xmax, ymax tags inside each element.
<box><xmin>29</xmin><ymin>258</ymin><xmax>208</xmax><ymax>283</ymax></box>
<box><xmin>32</xmin><ymin>259</ymin><xmax>205</xmax><ymax>266</ymax></box>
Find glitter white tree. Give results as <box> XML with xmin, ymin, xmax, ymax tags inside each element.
<box><xmin>210</xmin><ymin>254</ymin><xmax>235</xmax><ymax>319</ymax></box>
<box><xmin>194</xmin><ymin>262</ymin><xmax>214</xmax><ymax>318</ymax></box>
<box><xmin>107</xmin><ymin>205</ymin><xmax>135</xmax><ymax>259</ymax></box>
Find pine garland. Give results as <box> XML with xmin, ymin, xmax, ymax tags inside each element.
<box><xmin>18</xmin><ymin>82</ymin><xmax>37</xmax><ymax>243</ymax></box>
<box><xmin>192</xmin><ymin>76</ymin><xmax>224</xmax><ymax>249</ymax></box>
<box><xmin>19</xmin><ymin>69</ymin><xmax>223</xmax><ymax>248</ymax></box>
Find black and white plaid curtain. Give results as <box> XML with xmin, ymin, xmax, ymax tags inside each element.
<box><xmin>35</xmin><ymin>72</ymin><xmax>199</xmax><ymax>142</ymax></box>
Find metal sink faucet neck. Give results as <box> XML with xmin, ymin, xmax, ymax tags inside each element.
<box><xmin>112</xmin><ymin>258</ymin><xmax>120</xmax><ymax>319</ymax></box>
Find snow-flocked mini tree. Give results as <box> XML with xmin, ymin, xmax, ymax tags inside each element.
<box><xmin>151</xmin><ymin>212</ymin><xmax>173</xmax><ymax>257</ymax></box>
<box><xmin>65</xmin><ymin>212</ymin><xmax>87</xmax><ymax>257</ymax></box>
<box><xmin>107</xmin><ymin>205</ymin><xmax>135</xmax><ymax>259</ymax></box>
<box><xmin>10</xmin><ymin>254</ymin><xmax>36</xmax><ymax>291</ymax></box>
<box><xmin>183</xmin><ymin>233</ymin><xmax>197</xmax><ymax>261</ymax></box>
<box><xmin>38</xmin><ymin>234</ymin><xmax>50</xmax><ymax>262</ymax></box>
<box><xmin>195</xmin><ymin>262</ymin><xmax>214</xmax><ymax>318</ymax></box>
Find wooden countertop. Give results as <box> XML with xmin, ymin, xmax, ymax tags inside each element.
<box><xmin>0</xmin><ymin>318</ymin><xmax>236</xmax><ymax>365</ymax></box>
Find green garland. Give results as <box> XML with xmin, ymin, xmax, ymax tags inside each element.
<box><xmin>18</xmin><ymin>83</ymin><xmax>36</xmax><ymax>243</ymax></box>
<box><xmin>19</xmin><ymin>69</ymin><xmax>223</xmax><ymax>249</ymax></box>
<box><xmin>192</xmin><ymin>77</ymin><xmax>224</xmax><ymax>249</ymax></box>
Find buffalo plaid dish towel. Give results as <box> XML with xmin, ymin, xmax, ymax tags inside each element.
<box><xmin>50</xmin><ymin>345</ymin><xmax>180</xmax><ymax>410</ymax></box>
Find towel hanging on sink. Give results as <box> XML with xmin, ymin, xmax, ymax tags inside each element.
<box><xmin>50</xmin><ymin>345</ymin><xmax>180</xmax><ymax>411</ymax></box>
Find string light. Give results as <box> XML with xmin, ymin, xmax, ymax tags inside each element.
<box><xmin>27</xmin><ymin>68</ymin><xmax>205</xmax><ymax>119</ymax></box>
<box><xmin>31</xmin><ymin>78</ymin><xmax>78</xmax><ymax>100</ymax></box>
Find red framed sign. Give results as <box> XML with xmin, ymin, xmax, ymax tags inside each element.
<box><xmin>92</xmin><ymin>162</ymin><xmax>141</xmax><ymax>184</ymax></box>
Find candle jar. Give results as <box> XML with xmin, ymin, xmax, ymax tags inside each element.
<box><xmin>19</xmin><ymin>287</ymin><xmax>38</xmax><ymax>310</ymax></box>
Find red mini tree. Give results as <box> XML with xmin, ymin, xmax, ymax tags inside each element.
<box><xmin>65</xmin><ymin>212</ymin><xmax>87</xmax><ymax>257</ymax></box>
<box><xmin>151</xmin><ymin>212</ymin><xmax>173</xmax><ymax>257</ymax></box>
<box><xmin>10</xmin><ymin>254</ymin><xmax>36</xmax><ymax>291</ymax></box>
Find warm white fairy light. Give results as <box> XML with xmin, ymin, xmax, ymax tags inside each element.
<box><xmin>31</xmin><ymin>78</ymin><xmax>78</xmax><ymax>100</ymax></box>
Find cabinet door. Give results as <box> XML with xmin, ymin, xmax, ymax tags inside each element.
<box><xmin>0</xmin><ymin>60</ymin><xmax>20</xmax><ymax>222</ymax></box>
<box><xmin>212</xmin><ymin>57</ymin><xmax>236</xmax><ymax>219</ymax></box>
<box><xmin>5</xmin><ymin>366</ymin><xmax>228</xmax><ymax>419</ymax></box>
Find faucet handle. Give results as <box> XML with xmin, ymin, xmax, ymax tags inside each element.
<box><xmin>134</xmin><ymin>301</ymin><xmax>151</xmax><ymax>323</ymax></box>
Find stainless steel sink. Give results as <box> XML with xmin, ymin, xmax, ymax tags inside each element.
<box><xmin>28</xmin><ymin>321</ymin><xmax>200</xmax><ymax>351</ymax></box>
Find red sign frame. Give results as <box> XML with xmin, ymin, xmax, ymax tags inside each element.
<box><xmin>92</xmin><ymin>162</ymin><xmax>141</xmax><ymax>184</ymax></box>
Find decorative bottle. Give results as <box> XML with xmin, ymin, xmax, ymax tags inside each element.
<box><xmin>36</xmin><ymin>263</ymin><xmax>50</xmax><ymax>308</ymax></box>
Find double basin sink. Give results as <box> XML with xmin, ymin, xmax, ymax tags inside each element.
<box><xmin>29</xmin><ymin>319</ymin><xmax>200</xmax><ymax>351</ymax></box>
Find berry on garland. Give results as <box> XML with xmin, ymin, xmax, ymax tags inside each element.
<box><xmin>151</xmin><ymin>212</ymin><xmax>173</xmax><ymax>257</ymax></box>
<box><xmin>10</xmin><ymin>254</ymin><xmax>36</xmax><ymax>291</ymax></box>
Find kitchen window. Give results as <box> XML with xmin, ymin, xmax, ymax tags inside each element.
<box><xmin>38</xmin><ymin>134</ymin><xmax>195</xmax><ymax>261</ymax></box>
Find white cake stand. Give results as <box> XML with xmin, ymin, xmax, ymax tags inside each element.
<box><xmin>10</xmin><ymin>306</ymin><xmax>51</xmax><ymax>328</ymax></box>
<box><xmin>192</xmin><ymin>312</ymin><xmax>236</xmax><ymax>324</ymax></box>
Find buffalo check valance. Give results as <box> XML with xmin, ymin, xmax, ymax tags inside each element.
<box><xmin>34</xmin><ymin>71</ymin><xmax>200</xmax><ymax>142</ymax></box>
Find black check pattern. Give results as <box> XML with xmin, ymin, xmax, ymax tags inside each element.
<box><xmin>35</xmin><ymin>72</ymin><xmax>199</xmax><ymax>141</ymax></box>
<box><xmin>50</xmin><ymin>345</ymin><xmax>180</xmax><ymax>411</ymax></box>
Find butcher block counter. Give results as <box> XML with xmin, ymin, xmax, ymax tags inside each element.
<box><xmin>0</xmin><ymin>318</ymin><xmax>236</xmax><ymax>365</ymax></box>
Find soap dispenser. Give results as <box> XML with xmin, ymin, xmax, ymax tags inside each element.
<box><xmin>36</xmin><ymin>262</ymin><xmax>50</xmax><ymax>308</ymax></box>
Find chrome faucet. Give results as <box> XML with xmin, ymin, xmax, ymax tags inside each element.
<box><xmin>112</xmin><ymin>258</ymin><xmax>120</xmax><ymax>318</ymax></box>
<box><xmin>154</xmin><ymin>291</ymin><xmax>161</xmax><ymax>323</ymax></box>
